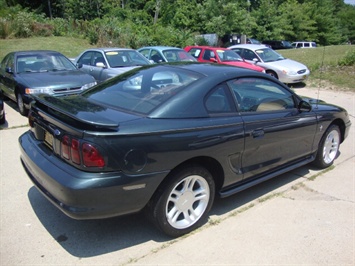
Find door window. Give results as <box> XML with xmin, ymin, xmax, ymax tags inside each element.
<box><xmin>227</xmin><ymin>78</ymin><xmax>295</xmax><ymax>112</ymax></box>
<box><xmin>242</xmin><ymin>49</ymin><xmax>258</xmax><ymax>61</ymax></box>
<box><xmin>78</xmin><ymin>52</ymin><xmax>94</xmax><ymax>66</ymax></box>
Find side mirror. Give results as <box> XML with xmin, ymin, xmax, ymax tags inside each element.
<box><xmin>298</xmin><ymin>100</ymin><xmax>312</xmax><ymax>112</ymax></box>
<box><xmin>209</xmin><ymin>58</ymin><xmax>217</xmax><ymax>63</ymax></box>
<box><xmin>96</xmin><ymin>62</ymin><xmax>106</xmax><ymax>68</ymax></box>
<box><xmin>5</xmin><ymin>67</ymin><xmax>13</xmax><ymax>74</ymax></box>
<box><xmin>76</xmin><ymin>63</ymin><xmax>83</xmax><ymax>69</ymax></box>
<box><xmin>252</xmin><ymin>58</ymin><xmax>259</xmax><ymax>64</ymax></box>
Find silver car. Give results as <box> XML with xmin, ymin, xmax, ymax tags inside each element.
<box><xmin>228</xmin><ymin>44</ymin><xmax>310</xmax><ymax>84</ymax></box>
<box><xmin>74</xmin><ymin>48</ymin><xmax>151</xmax><ymax>83</ymax></box>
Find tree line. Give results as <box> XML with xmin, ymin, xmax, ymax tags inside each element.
<box><xmin>1</xmin><ymin>0</ymin><xmax>354</xmax><ymax>48</ymax></box>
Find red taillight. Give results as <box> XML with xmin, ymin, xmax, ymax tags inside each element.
<box><xmin>82</xmin><ymin>143</ymin><xmax>105</xmax><ymax>167</ymax></box>
<box><xmin>70</xmin><ymin>138</ymin><xmax>80</xmax><ymax>165</ymax></box>
<box><xmin>61</xmin><ymin>135</ymin><xmax>105</xmax><ymax>168</ymax></box>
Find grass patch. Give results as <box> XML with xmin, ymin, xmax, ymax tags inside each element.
<box><xmin>0</xmin><ymin>36</ymin><xmax>94</xmax><ymax>58</ymax></box>
<box><xmin>307</xmin><ymin>165</ymin><xmax>335</xmax><ymax>181</ymax></box>
<box><xmin>280</xmin><ymin>45</ymin><xmax>355</xmax><ymax>91</ymax></box>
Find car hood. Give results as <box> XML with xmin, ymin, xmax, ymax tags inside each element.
<box><xmin>18</xmin><ymin>70</ymin><xmax>95</xmax><ymax>87</ymax></box>
<box><xmin>263</xmin><ymin>58</ymin><xmax>308</xmax><ymax>71</ymax></box>
<box><xmin>221</xmin><ymin>61</ymin><xmax>264</xmax><ymax>72</ymax></box>
<box><xmin>33</xmin><ymin>94</ymin><xmax>140</xmax><ymax>129</ymax></box>
<box><xmin>301</xmin><ymin>96</ymin><xmax>346</xmax><ymax>112</ymax></box>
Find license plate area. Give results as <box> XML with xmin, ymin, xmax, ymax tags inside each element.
<box><xmin>44</xmin><ymin>130</ymin><xmax>54</xmax><ymax>150</ymax></box>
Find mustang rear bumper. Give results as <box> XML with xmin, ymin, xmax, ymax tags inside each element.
<box><xmin>19</xmin><ymin>131</ymin><xmax>168</xmax><ymax>220</ymax></box>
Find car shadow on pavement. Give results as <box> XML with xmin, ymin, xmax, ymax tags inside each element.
<box><xmin>27</xmin><ymin>187</ymin><xmax>170</xmax><ymax>258</ymax></box>
<box><xmin>27</xmin><ymin>165</ymin><xmax>311</xmax><ymax>258</ymax></box>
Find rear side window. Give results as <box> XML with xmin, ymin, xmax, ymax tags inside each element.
<box><xmin>205</xmin><ymin>84</ymin><xmax>234</xmax><ymax>114</ymax></box>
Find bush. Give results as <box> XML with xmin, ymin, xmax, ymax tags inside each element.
<box><xmin>339</xmin><ymin>50</ymin><xmax>355</xmax><ymax>66</ymax></box>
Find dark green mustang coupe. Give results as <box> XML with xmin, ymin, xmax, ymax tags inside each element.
<box><xmin>19</xmin><ymin>63</ymin><xmax>351</xmax><ymax>237</ymax></box>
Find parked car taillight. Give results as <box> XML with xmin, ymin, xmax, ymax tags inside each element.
<box><xmin>61</xmin><ymin>135</ymin><xmax>71</xmax><ymax>160</ymax></box>
<box><xmin>70</xmin><ymin>139</ymin><xmax>81</xmax><ymax>165</ymax></box>
<box><xmin>82</xmin><ymin>143</ymin><xmax>105</xmax><ymax>167</ymax></box>
<box><xmin>61</xmin><ymin>135</ymin><xmax>105</xmax><ymax>167</ymax></box>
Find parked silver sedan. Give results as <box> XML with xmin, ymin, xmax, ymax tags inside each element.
<box><xmin>74</xmin><ymin>48</ymin><xmax>151</xmax><ymax>83</ymax></box>
<box><xmin>228</xmin><ymin>44</ymin><xmax>310</xmax><ymax>84</ymax></box>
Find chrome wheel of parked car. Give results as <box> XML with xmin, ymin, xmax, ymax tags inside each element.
<box><xmin>149</xmin><ymin>165</ymin><xmax>215</xmax><ymax>237</ymax></box>
<box><xmin>16</xmin><ymin>92</ymin><xmax>28</xmax><ymax>116</ymax></box>
<box><xmin>314</xmin><ymin>125</ymin><xmax>340</xmax><ymax>168</ymax></box>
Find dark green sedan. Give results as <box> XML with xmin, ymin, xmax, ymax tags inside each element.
<box><xmin>19</xmin><ymin>63</ymin><xmax>351</xmax><ymax>237</ymax></box>
<box><xmin>0</xmin><ymin>50</ymin><xmax>97</xmax><ymax>116</ymax></box>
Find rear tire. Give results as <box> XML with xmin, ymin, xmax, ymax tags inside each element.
<box><xmin>313</xmin><ymin>125</ymin><xmax>340</xmax><ymax>169</ymax></box>
<box><xmin>0</xmin><ymin>111</ymin><xmax>5</xmax><ymax>125</ymax></box>
<box><xmin>147</xmin><ymin>165</ymin><xmax>215</xmax><ymax>238</ymax></box>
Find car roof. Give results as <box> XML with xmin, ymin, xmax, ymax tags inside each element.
<box><xmin>228</xmin><ymin>44</ymin><xmax>269</xmax><ymax>50</ymax></box>
<box><xmin>186</xmin><ymin>46</ymin><xmax>229</xmax><ymax>51</ymax></box>
<box><xmin>11</xmin><ymin>50</ymin><xmax>63</xmax><ymax>56</ymax></box>
<box><xmin>83</xmin><ymin>47</ymin><xmax>136</xmax><ymax>52</ymax></box>
<box><xmin>138</xmin><ymin>46</ymin><xmax>184</xmax><ymax>51</ymax></box>
<box><xmin>164</xmin><ymin>62</ymin><xmax>259</xmax><ymax>77</ymax></box>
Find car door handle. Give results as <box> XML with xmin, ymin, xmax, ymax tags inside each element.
<box><xmin>252</xmin><ymin>129</ymin><xmax>264</xmax><ymax>138</ymax></box>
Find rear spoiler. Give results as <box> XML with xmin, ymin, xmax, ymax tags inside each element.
<box><xmin>30</xmin><ymin>96</ymin><xmax>119</xmax><ymax>131</ymax></box>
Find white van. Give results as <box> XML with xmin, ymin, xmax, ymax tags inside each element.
<box><xmin>291</xmin><ymin>41</ymin><xmax>317</xmax><ymax>48</ymax></box>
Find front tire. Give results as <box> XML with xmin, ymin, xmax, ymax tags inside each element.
<box><xmin>266</xmin><ymin>70</ymin><xmax>278</xmax><ymax>80</ymax></box>
<box><xmin>147</xmin><ymin>165</ymin><xmax>215</xmax><ymax>237</ymax></box>
<box><xmin>313</xmin><ymin>125</ymin><xmax>341</xmax><ymax>168</ymax></box>
<box><xmin>17</xmin><ymin>92</ymin><xmax>28</xmax><ymax>116</ymax></box>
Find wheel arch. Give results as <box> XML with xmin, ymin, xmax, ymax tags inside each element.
<box><xmin>330</xmin><ymin>118</ymin><xmax>346</xmax><ymax>144</ymax></box>
<box><xmin>151</xmin><ymin>156</ymin><xmax>225</xmax><ymax>200</ymax></box>
<box><xmin>265</xmin><ymin>69</ymin><xmax>279</xmax><ymax>79</ymax></box>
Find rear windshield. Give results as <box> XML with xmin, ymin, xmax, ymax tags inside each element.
<box><xmin>82</xmin><ymin>65</ymin><xmax>203</xmax><ymax>114</ymax></box>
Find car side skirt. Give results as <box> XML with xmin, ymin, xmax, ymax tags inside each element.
<box><xmin>219</xmin><ymin>155</ymin><xmax>315</xmax><ymax>198</ymax></box>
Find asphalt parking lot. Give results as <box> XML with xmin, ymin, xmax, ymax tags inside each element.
<box><xmin>0</xmin><ymin>87</ymin><xmax>354</xmax><ymax>265</ymax></box>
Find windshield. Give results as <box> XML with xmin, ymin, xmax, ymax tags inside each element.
<box><xmin>105</xmin><ymin>50</ymin><xmax>150</xmax><ymax>68</ymax></box>
<box><xmin>255</xmin><ymin>48</ymin><xmax>285</xmax><ymax>63</ymax></box>
<box><xmin>82</xmin><ymin>65</ymin><xmax>203</xmax><ymax>114</ymax></box>
<box><xmin>162</xmin><ymin>50</ymin><xmax>196</xmax><ymax>62</ymax></box>
<box><xmin>217</xmin><ymin>49</ymin><xmax>243</xmax><ymax>62</ymax></box>
<box><xmin>17</xmin><ymin>53</ymin><xmax>77</xmax><ymax>73</ymax></box>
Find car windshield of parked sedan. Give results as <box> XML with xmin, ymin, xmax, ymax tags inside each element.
<box><xmin>105</xmin><ymin>51</ymin><xmax>150</xmax><ymax>68</ymax></box>
<box><xmin>255</xmin><ymin>48</ymin><xmax>285</xmax><ymax>63</ymax></box>
<box><xmin>17</xmin><ymin>53</ymin><xmax>77</xmax><ymax>73</ymax></box>
<box><xmin>217</xmin><ymin>50</ymin><xmax>243</xmax><ymax>62</ymax></box>
<box><xmin>162</xmin><ymin>50</ymin><xmax>196</xmax><ymax>62</ymax></box>
<box><xmin>83</xmin><ymin>66</ymin><xmax>203</xmax><ymax>114</ymax></box>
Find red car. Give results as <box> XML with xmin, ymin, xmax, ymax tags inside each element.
<box><xmin>184</xmin><ymin>46</ymin><xmax>265</xmax><ymax>73</ymax></box>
